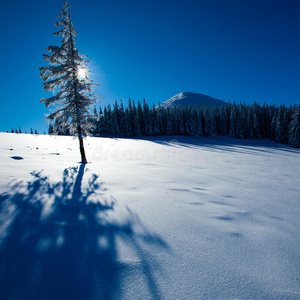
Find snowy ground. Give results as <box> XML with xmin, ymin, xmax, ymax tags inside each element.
<box><xmin>0</xmin><ymin>132</ymin><xmax>299</xmax><ymax>300</ymax></box>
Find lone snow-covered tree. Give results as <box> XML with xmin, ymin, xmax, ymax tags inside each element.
<box><xmin>40</xmin><ymin>1</ymin><xmax>98</xmax><ymax>163</ymax></box>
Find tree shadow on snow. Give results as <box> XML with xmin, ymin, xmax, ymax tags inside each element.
<box><xmin>148</xmin><ymin>135</ymin><xmax>300</xmax><ymax>156</ymax></box>
<box><xmin>0</xmin><ymin>165</ymin><xmax>168</xmax><ymax>300</ymax></box>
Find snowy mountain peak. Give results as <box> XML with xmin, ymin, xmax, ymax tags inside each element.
<box><xmin>159</xmin><ymin>92</ymin><xmax>227</xmax><ymax>108</ymax></box>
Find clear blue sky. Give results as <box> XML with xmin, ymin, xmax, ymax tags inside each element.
<box><xmin>0</xmin><ymin>0</ymin><xmax>299</xmax><ymax>133</ymax></box>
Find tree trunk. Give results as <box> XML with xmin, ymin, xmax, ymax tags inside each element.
<box><xmin>77</xmin><ymin>125</ymin><xmax>87</xmax><ymax>163</ymax></box>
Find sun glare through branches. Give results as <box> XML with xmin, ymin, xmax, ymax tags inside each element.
<box><xmin>77</xmin><ymin>67</ymin><xmax>87</xmax><ymax>79</ymax></box>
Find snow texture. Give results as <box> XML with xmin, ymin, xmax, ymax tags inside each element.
<box><xmin>158</xmin><ymin>92</ymin><xmax>227</xmax><ymax>108</ymax></box>
<box><xmin>0</xmin><ymin>133</ymin><xmax>299</xmax><ymax>300</ymax></box>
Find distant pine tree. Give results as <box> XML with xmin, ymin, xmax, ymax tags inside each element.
<box><xmin>137</xmin><ymin>101</ymin><xmax>145</xmax><ymax>135</ymax></box>
<box><xmin>209</xmin><ymin>108</ymin><xmax>218</xmax><ymax>137</ymax></box>
<box><xmin>132</xmin><ymin>101</ymin><xmax>141</xmax><ymax>136</ymax></box>
<box><xmin>270</xmin><ymin>111</ymin><xmax>277</xmax><ymax>141</ymax></box>
<box><xmin>118</xmin><ymin>101</ymin><xmax>126</xmax><ymax>134</ymax></box>
<box><xmin>275</xmin><ymin>106</ymin><xmax>285</xmax><ymax>143</ymax></box>
<box><xmin>229</xmin><ymin>104</ymin><xmax>237</xmax><ymax>138</ymax></box>
<box><xmin>253</xmin><ymin>112</ymin><xmax>261</xmax><ymax>138</ymax></box>
<box><xmin>197</xmin><ymin>109</ymin><xmax>203</xmax><ymax>136</ymax></box>
<box><xmin>91</xmin><ymin>106</ymin><xmax>98</xmax><ymax>135</ymax></box>
<box><xmin>178</xmin><ymin>108</ymin><xmax>185</xmax><ymax>135</ymax></box>
<box><xmin>217</xmin><ymin>107</ymin><xmax>227</xmax><ymax>136</ymax></box>
<box><xmin>124</xmin><ymin>108</ymin><xmax>131</xmax><ymax>136</ymax></box>
<box><xmin>98</xmin><ymin>107</ymin><xmax>104</xmax><ymax>136</ymax></box>
<box><xmin>48</xmin><ymin>124</ymin><xmax>54</xmax><ymax>135</ymax></box>
<box><xmin>143</xmin><ymin>99</ymin><xmax>152</xmax><ymax>135</ymax></box>
<box><xmin>40</xmin><ymin>1</ymin><xmax>98</xmax><ymax>163</ymax></box>
<box><xmin>289</xmin><ymin>105</ymin><xmax>300</xmax><ymax>148</ymax></box>
<box><xmin>151</xmin><ymin>105</ymin><xmax>160</xmax><ymax>135</ymax></box>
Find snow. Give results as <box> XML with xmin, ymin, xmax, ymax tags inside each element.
<box><xmin>158</xmin><ymin>92</ymin><xmax>227</xmax><ymax>108</ymax></box>
<box><xmin>0</xmin><ymin>132</ymin><xmax>299</xmax><ymax>299</ymax></box>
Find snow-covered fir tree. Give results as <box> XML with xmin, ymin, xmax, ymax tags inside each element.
<box><xmin>275</xmin><ymin>106</ymin><xmax>286</xmax><ymax>143</ymax></box>
<box><xmin>143</xmin><ymin>99</ymin><xmax>152</xmax><ymax>135</ymax></box>
<box><xmin>151</xmin><ymin>105</ymin><xmax>160</xmax><ymax>135</ymax></box>
<box><xmin>289</xmin><ymin>105</ymin><xmax>300</xmax><ymax>148</ymax></box>
<box><xmin>40</xmin><ymin>1</ymin><xmax>98</xmax><ymax>163</ymax></box>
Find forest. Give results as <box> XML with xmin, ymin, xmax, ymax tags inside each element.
<box><xmin>48</xmin><ymin>100</ymin><xmax>300</xmax><ymax>148</ymax></box>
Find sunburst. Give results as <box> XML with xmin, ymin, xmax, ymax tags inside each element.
<box><xmin>77</xmin><ymin>67</ymin><xmax>87</xmax><ymax>79</ymax></box>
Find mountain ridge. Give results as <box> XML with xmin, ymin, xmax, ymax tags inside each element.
<box><xmin>159</xmin><ymin>92</ymin><xmax>227</xmax><ymax>108</ymax></box>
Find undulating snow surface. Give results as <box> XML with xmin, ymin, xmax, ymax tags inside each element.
<box><xmin>0</xmin><ymin>133</ymin><xmax>299</xmax><ymax>300</ymax></box>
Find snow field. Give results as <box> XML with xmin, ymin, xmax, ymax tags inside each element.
<box><xmin>0</xmin><ymin>133</ymin><xmax>299</xmax><ymax>299</ymax></box>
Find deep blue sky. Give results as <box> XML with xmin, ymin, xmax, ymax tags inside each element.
<box><xmin>0</xmin><ymin>0</ymin><xmax>299</xmax><ymax>133</ymax></box>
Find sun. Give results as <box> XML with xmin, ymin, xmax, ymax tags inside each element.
<box><xmin>77</xmin><ymin>67</ymin><xmax>87</xmax><ymax>79</ymax></box>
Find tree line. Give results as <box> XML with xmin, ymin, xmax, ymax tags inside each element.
<box><xmin>9</xmin><ymin>128</ymin><xmax>40</xmax><ymax>135</ymax></box>
<box><xmin>49</xmin><ymin>99</ymin><xmax>300</xmax><ymax>148</ymax></box>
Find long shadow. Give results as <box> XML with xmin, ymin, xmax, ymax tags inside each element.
<box><xmin>144</xmin><ymin>135</ymin><xmax>300</xmax><ymax>156</ymax></box>
<box><xmin>0</xmin><ymin>166</ymin><xmax>167</xmax><ymax>300</ymax></box>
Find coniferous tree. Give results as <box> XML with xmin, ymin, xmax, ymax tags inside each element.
<box><xmin>112</xmin><ymin>114</ymin><xmax>120</xmax><ymax>135</ymax></box>
<box><xmin>143</xmin><ymin>99</ymin><xmax>152</xmax><ymax>135</ymax></box>
<box><xmin>270</xmin><ymin>111</ymin><xmax>277</xmax><ymax>141</ymax></box>
<box><xmin>48</xmin><ymin>124</ymin><xmax>54</xmax><ymax>135</ymax></box>
<box><xmin>151</xmin><ymin>104</ymin><xmax>160</xmax><ymax>135</ymax></box>
<box><xmin>284</xmin><ymin>106</ymin><xmax>293</xmax><ymax>143</ymax></box>
<box><xmin>106</xmin><ymin>104</ymin><xmax>113</xmax><ymax>134</ymax></box>
<box><xmin>124</xmin><ymin>107</ymin><xmax>131</xmax><ymax>136</ymax></box>
<box><xmin>275</xmin><ymin>106</ymin><xmax>285</xmax><ymax>143</ymax></box>
<box><xmin>253</xmin><ymin>112</ymin><xmax>261</xmax><ymax>138</ymax></box>
<box><xmin>97</xmin><ymin>107</ymin><xmax>104</xmax><ymax>136</ymax></box>
<box><xmin>158</xmin><ymin>105</ymin><xmax>167</xmax><ymax>135</ymax></box>
<box><xmin>218</xmin><ymin>106</ymin><xmax>228</xmax><ymax>136</ymax></box>
<box><xmin>197</xmin><ymin>108</ymin><xmax>203</xmax><ymax>136</ymax></box>
<box><xmin>247</xmin><ymin>106</ymin><xmax>254</xmax><ymax>138</ymax></box>
<box><xmin>90</xmin><ymin>106</ymin><xmax>98</xmax><ymax>135</ymax></box>
<box><xmin>137</xmin><ymin>101</ymin><xmax>145</xmax><ymax>135</ymax></box>
<box><xmin>178</xmin><ymin>108</ymin><xmax>185</xmax><ymax>135</ymax></box>
<box><xmin>203</xmin><ymin>106</ymin><xmax>211</xmax><ymax>136</ymax></box>
<box><xmin>127</xmin><ymin>99</ymin><xmax>134</xmax><ymax>135</ymax></box>
<box><xmin>183</xmin><ymin>107</ymin><xmax>190</xmax><ymax>135</ymax></box>
<box><xmin>132</xmin><ymin>101</ymin><xmax>141</xmax><ymax>136</ymax></box>
<box><xmin>209</xmin><ymin>108</ymin><xmax>218</xmax><ymax>137</ymax></box>
<box><xmin>40</xmin><ymin>1</ymin><xmax>98</xmax><ymax>163</ymax></box>
<box><xmin>261</xmin><ymin>104</ymin><xmax>270</xmax><ymax>137</ymax></box>
<box><xmin>164</xmin><ymin>107</ymin><xmax>173</xmax><ymax>136</ymax></box>
<box><xmin>289</xmin><ymin>105</ymin><xmax>300</xmax><ymax>148</ymax></box>
<box><xmin>113</xmin><ymin>101</ymin><xmax>121</xmax><ymax>133</ymax></box>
